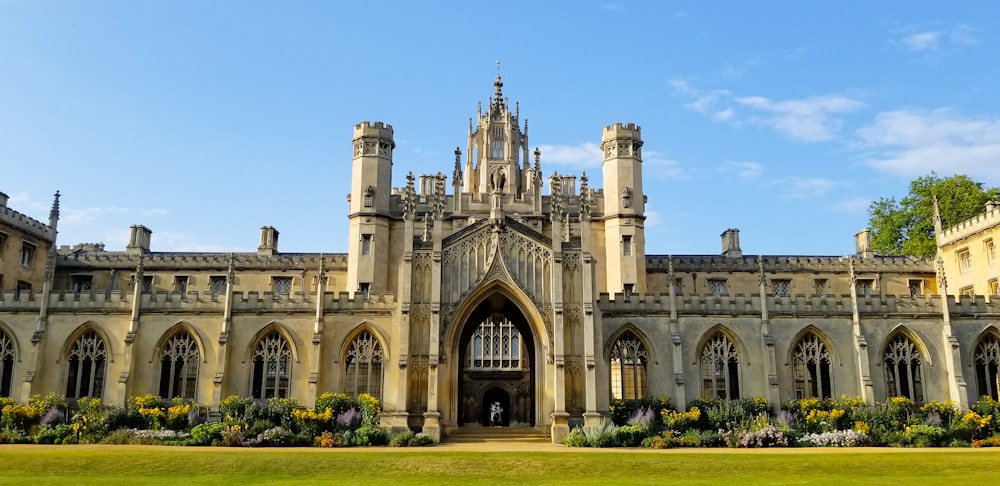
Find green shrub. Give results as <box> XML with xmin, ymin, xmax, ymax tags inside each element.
<box><xmin>562</xmin><ymin>427</ymin><xmax>588</xmax><ymax>447</ymax></box>
<box><xmin>908</xmin><ymin>424</ymin><xmax>947</xmax><ymax>447</ymax></box>
<box><xmin>100</xmin><ymin>429</ymin><xmax>138</xmax><ymax>445</ymax></box>
<box><xmin>190</xmin><ymin>422</ymin><xmax>225</xmax><ymax>446</ymax></box>
<box><xmin>105</xmin><ymin>406</ymin><xmax>144</xmax><ymax>431</ymax></box>
<box><xmin>388</xmin><ymin>431</ymin><xmax>419</xmax><ymax>447</ymax></box>
<box><xmin>616</xmin><ymin>423</ymin><xmax>652</xmax><ymax>447</ymax></box>
<box><xmin>33</xmin><ymin>424</ymin><xmax>75</xmax><ymax>444</ymax></box>
<box><xmin>583</xmin><ymin>423</ymin><xmax>620</xmax><ymax>448</ymax></box>
<box><xmin>353</xmin><ymin>425</ymin><xmax>387</xmax><ymax>446</ymax></box>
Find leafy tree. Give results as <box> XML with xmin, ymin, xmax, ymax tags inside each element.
<box><xmin>867</xmin><ymin>173</ymin><xmax>1000</xmax><ymax>257</ymax></box>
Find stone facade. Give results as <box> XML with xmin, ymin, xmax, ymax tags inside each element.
<box><xmin>1</xmin><ymin>76</ymin><xmax>999</xmax><ymax>443</ymax></box>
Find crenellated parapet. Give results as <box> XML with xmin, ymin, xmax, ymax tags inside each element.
<box><xmin>595</xmin><ymin>291</ymin><xmax>998</xmax><ymax>319</ymax></box>
<box><xmin>647</xmin><ymin>254</ymin><xmax>934</xmax><ymax>273</ymax></box>
<box><xmin>55</xmin><ymin>252</ymin><xmax>349</xmax><ymax>272</ymax></box>
<box><xmin>0</xmin><ymin>289</ymin><xmax>397</xmax><ymax>314</ymax></box>
<box><xmin>0</xmin><ymin>203</ymin><xmax>56</xmax><ymax>241</ymax></box>
<box><xmin>352</xmin><ymin>121</ymin><xmax>395</xmax><ymax>160</ymax></box>
<box><xmin>938</xmin><ymin>204</ymin><xmax>1000</xmax><ymax>245</ymax></box>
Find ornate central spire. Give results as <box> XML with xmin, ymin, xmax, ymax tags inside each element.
<box><xmin>491</xmin><ymin>60</ymin><xmax>505</xmax><ymax>112</ymax></box>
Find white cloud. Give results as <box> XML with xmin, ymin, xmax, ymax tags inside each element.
<box><xmin>537</xmin><ymin>142</ymin><xmax>603</xmax><ymax>169</ymax></box>
<box><xmin>894</xmin><ymin>24</ymin><xmax>977</xmax><ymax>53</ymax></box>
<box><xmin>669</xmin><ymin>79</ymin><xmax>863</xmax><ymax>142</ymax></box>
<box><xmin>833</xmin><ymin>197</ymin><xmax>872</xmax><ymax>213</ymax></box>
<box><xmin>62</xmin><ymin>206</ymin><xmax>168</xmax><ymax>225</ymax></box>
<box><xmin>856</xmin><ymin>109</ymin><xmax>1000</xmax><ymax>182</ymax></box>
<box><xmin>736</xmin><ymin>95</ymin><xmax>865</xmax><ymax>142</ymax></box>
<box><xmin>900</xmin><ymin>31</ymin><xmax>942</xmax><ymax>52</ymax></box>
<box><xmin>713</xmin><ymin>108</ymin><xmax>735</xmax><ymax>122</ymax></box>
<box><xmin>152</xmin><ymin>231</ymin><xmax>245</xmax><ymax>253</ymax></box>
<box><xmin>949</xmin><ymin>24</ymin><xmax>977</xmax><ymax>45</ymax></box>
<box><xmin>719</xmin><ymin>161</ymin><xmax>763</xmax><ymax>180</ymax></box>
<box><xmin>771</xmin><ymin>177</ymin><xmax>838</xmax><ymax>200</ymax></box>
<box><xmin>644</xmin><ymin>150</ymin><xmax>686</xmax><ymax>180</ymax></box>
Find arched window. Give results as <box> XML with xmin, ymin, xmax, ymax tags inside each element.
<box><xmin>610</xmin><ymin>331</ymin><xmax>647</xmax><ymax>400</ymax></box>
<box><xmin>792</xmin><ymin>332</ymin><xmax>832</xmax><ymax>400</ymax></box>
<box><xmin>251</xmin><ymin>330</ymin><xmax>291</xmax><ymax>399</ymax></box>
<box><xmin>701</xmin><ymin>331</ymin><xmax>740</xmax><ymax>400</ymax></box>
<box><xmin>467</xmin><ymin>317</ymin><xmax>521</xmax><ymax>370</ymax></box>
<box><xmin>345</xmin><ymin>330</ymin><xmax>383</xmax><ymax>401</ymax></box>
<box><xmin>65</xmin><ymin>330</ymin><xmax>107</xmax><ymax>399</ymax></box>
<box><xmin>974</xmin><ymin>333</ymin><xmax>1000</xmax><ymax>401</ymax></box>
<box><xmin>159</xmin><ymin>331</ymin><xmax>200</xmax><ymax>400</ymax></box>
<box><xmin>884</xmin><ymin>333</ymin><xmax>924</xmax><ymax>403</ymax></box>
<box><xmin>0</xmin><ymin>330</ymin><xmax>15</xmax><ymax>397</ymax></box>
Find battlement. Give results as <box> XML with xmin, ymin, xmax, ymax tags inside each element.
<box><xmin>646</xmin><ymin>254</ymin><xmax>934</xmax><ymax>274</ymax></box>
<box><xmin>939</xmin><ymin>204</ymin><xmax>1000</xmax><ymax>245</ymax></box>
<box><xmin>353</xmin><ymin>121</ymin><xmax>394</xmax><ymax>140</ymax></box>
<box><xmin>595</xmin><ymin>291</ymin><xmax>1000</xmax><ymax>317</ymax></box>
<box><xmin>55</xmin><ymin>251</ymin><xmax>349</xmax><ymax>271</ymax></box>
<box><xmin>0</xmin><ymin>288</ymin><xmax>396</xmax><ymax>314</ymax></box>
<box><xmin>0</xmin><ymin>203</ymin><xmax>55</xmax><ymax>241</ymax></box>
<box><xmin>602</xmin><ymin>122</ymin><xmax>641</xmax><ymax>140</ymax></box>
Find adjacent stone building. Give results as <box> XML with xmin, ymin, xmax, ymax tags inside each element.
<box><xmin>1</xmin><ymin>76</ymin><xmax>999</xmax><ymax>442</ymax></box>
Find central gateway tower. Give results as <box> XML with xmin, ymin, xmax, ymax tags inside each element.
<box><xmin>350</xmin><ymin>71</ymin><xmax>644</xmax><ymax>442</ymax></box>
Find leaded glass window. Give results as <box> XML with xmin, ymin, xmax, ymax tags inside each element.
<box><xmin>345</xmin><ymin>330</ymin><xmax>383</xmax><ymax>401</ymax></box>
<box><xmin>707</xmin><ymin>279</ymin><xmax>727</xmax><ymax>297</ymax></box>
<box><xmin>159</xmin><ymin>331</ymin><xmax>200</xmax><ymax>400</ymax></box>
<box><xmin>772</xmin><ymin>280</ymin><xmax>790</xmax><ymax>296</ymax></box>
<box><xmin>975</xmin><ymin>333</ymin><xmax>1000</xmax><ymax>401</ymax></box>
<box><xmin>273</xmin><ymin>277</ymin><xmax>292</xmax><ymax>295</ymax></box>
<box><xmin>792</xmin><ymin>333</ymin><xmax>832</xmax><ymax>400</ymax></box>
<box><xmin>884</xmin><ymin>333</ymin><xmax>924</xmax><ymax>403</ymax></box>
<box><xmin>610</xmin><ymin>332</ymin><xmax>647</xmax><ymax>401</ymax></box>
<box><xmin>701</xmin><ymin>331</ymin><xmax>740</xmax><ymax>399</ymax></box>
<box><xmin>0</xmin><ymin>330</ymin><xmax>15</xmax><ymax>397</ymax></box>
<box><xmin>467</xmin><ymin>318</ymin><xmax>521</xmax><ymax>370</ymax></box>
<box><xmin>251</xmin><ymin>330</ymin><xmax>291</xmax><ymax>399</ymax></box>
<box><xmin>65</xmin><ymin>330</ymin><xmax>107</xmax><ymax>399</ymax></box>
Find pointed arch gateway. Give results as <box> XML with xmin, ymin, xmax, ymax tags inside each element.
<box><xmin>445</xmin><ymin>279</ymin><xmax>548</xmax><ymax>429</ymax></box>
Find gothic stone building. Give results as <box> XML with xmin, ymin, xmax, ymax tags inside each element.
<box><xmin>1</xmin><ymin>76</ymin><xmax>999</xmax><ymax>443</ymax></box>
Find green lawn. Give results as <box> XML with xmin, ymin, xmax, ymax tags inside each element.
<box><xmin>1</xmin><ymin>445</ymin><xmax>999</xmax><ymax>485</ymax></box>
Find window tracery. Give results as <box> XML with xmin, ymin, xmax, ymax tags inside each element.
<box><xmin>610</xmin><ymin>332</ymin><xmax>647</xmax><ymax>400</ymax></box>
<box><xmin>975</xmin><ymin>333</ymin><xmax>1000</xmax><ymax>401</ymax></box>
<box><xmin>467</xmin><ymin>318</ymin><xmax>521</xmax><ymax>370</ymax></box>
<box><xmin>159</xmin><ymin>331</ymin><xmax>200</xmax><ymax>400</ymax></box>
<box><xmin>701</xmin><ymin>331</ymin><xmax>740</xmax><ymax>400</ymax></box>
<box><xmin>792</xmin><ymin>332</ymin><xmax>832</xmax><ymax>400</ymax></box>
<box><xmin>0</xmin><ymin>330</ymin><xmax>14</xmax><ymax>397</ymax></box>
<box><xmin>345</xmin><ymin>330</ymin><xmax>384</xmax><ymax>401</ymax></box>
<box><xmin>884</xmin><ymin>333</ymin><xmax>924</xmax><ymax>403</ymax></box>
<box><xmin>251</xmin><ymin>330</ymin><xmax>291</xmax><ymax>399</ymax></box>
<box><xmin>65</xmin><ymin>330</ymin><xmax>107</xmax><ymax>399</ymax></box>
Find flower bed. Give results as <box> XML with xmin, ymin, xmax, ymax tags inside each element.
<box><xmin>563</xmin><ymin>395</ymin><xmax>1000</xmax><ymax>449</ymax></box>
<box><xmin>0</xmin><ymin>392</ymin><xmax>429</xmax><ymax>447</ymax></box>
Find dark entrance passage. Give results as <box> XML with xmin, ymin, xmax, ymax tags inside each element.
<box><xmin>481</xmin><ymin>387</ymin><xmax>511</xmax><ymax>427</ymax></box>
<box><xmin>458</xmin><ymin>293</ymin><xmax>535</xmax><ymax>427</ymax></box>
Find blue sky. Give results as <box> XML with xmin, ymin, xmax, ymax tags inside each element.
<box><xmin>3</xmin><ymin>1</ymin><xmax>999</xmax><ymax>256</ymax></box>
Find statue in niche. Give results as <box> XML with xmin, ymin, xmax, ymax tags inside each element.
<box><xmin>621</xmin><ymin>187</ymin><xmax>632</xmax><ymax>208</ymax></box>
<box><xmin>491</xmin><ymin>169</ymin><xmax>506</xmax><ymax>193</ymax></box>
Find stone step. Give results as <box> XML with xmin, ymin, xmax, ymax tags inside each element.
<box><xmin>445</xmin><ymin>427</ymin><xmax>550</xmax><ymax>443</ymax></box>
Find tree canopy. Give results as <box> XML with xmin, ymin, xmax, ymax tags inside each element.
<box><xmin>867</xmin><ymin>173</ymin><xmax>1000</xmax><ymax>257</ymax></box>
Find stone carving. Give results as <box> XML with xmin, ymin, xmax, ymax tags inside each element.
<box><xmin>402</xmin><ymin>172</ymin><xmax>417</xmax><ymax>220</ymax></box>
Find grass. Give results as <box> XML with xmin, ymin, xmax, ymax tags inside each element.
<box><xmin>1</xmin><ymin>445</ymin><xmax>1000</xmax><ymax>485</ymax></box>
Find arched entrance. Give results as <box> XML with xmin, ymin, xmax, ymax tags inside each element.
<box><xmin>481</xmin><ymin>387</ymin><xmax>510</xmax><ymax>426</ymax></box>
<box><xmin>456</xmin><ymin>293</ymin><xmax>536</xmax><ymax>427</ymax></box>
